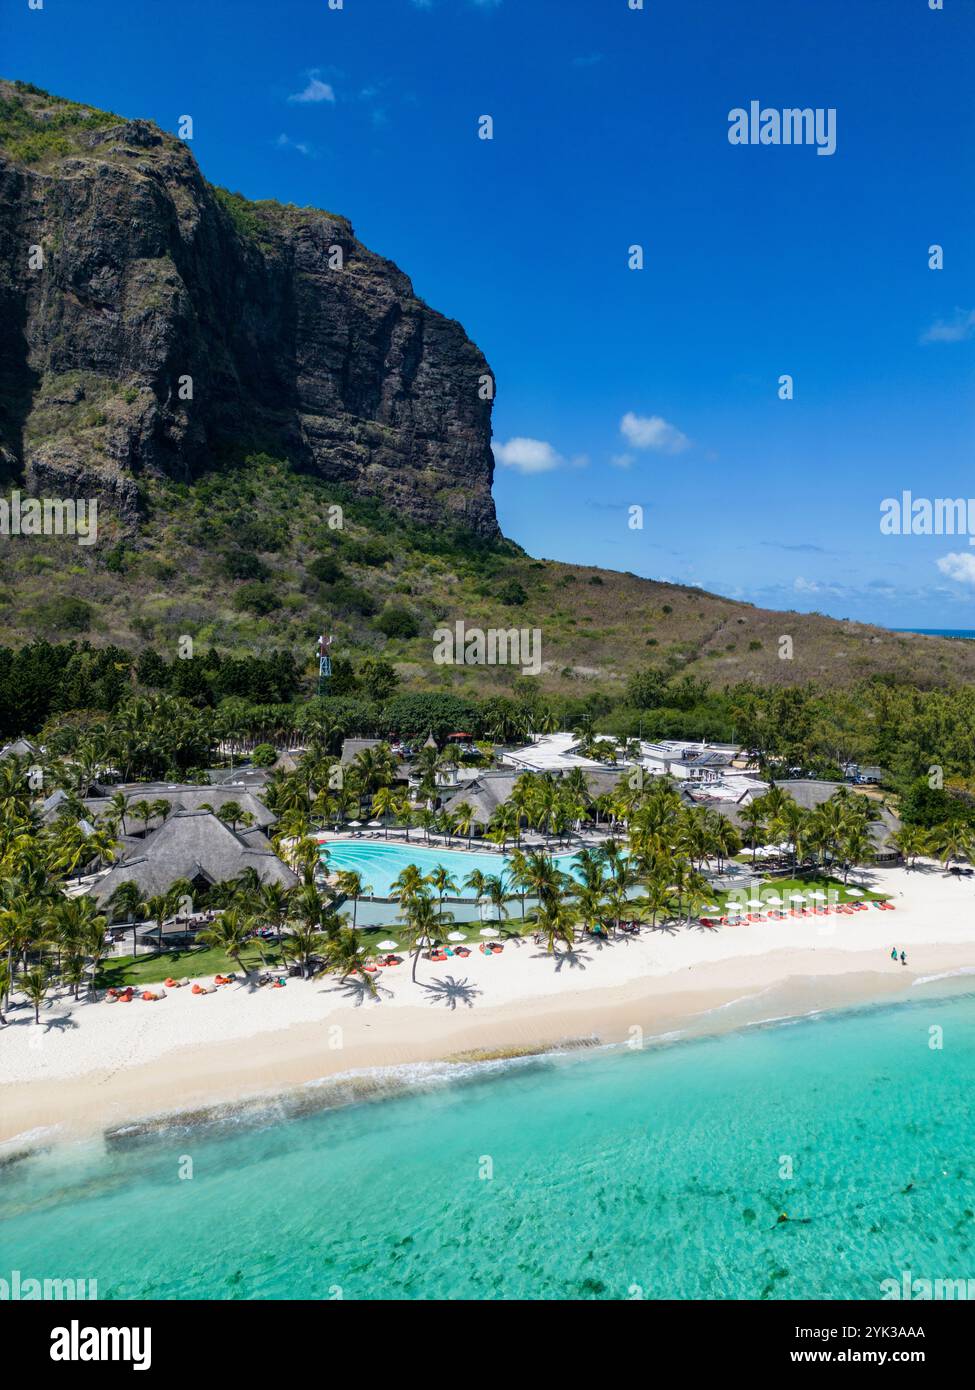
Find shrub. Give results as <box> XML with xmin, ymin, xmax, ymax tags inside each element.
<box><xmin>251</xmin><ymin>743</ymin><xmax>277</xmax><ymax>767</ymax></box>
<box><xmin>34</xmin><ymin>596</ymin><xmax>91</xmax><ymax>632</ymax></box>
<box><xmin>496</xmin><ymin>579</ymin><xmax>528</xmax><ymax>606</ymax></box>
<box><xmin>233</xmin><ymin>582</ymin><xmax>280</xmax><ymax>616</ymax></box>
<box><xmin>328</xmin><ymin>582</ymin><xmax>377</xmax><ymax>617</ymax></box>
<box><xmin>308</xmin><ymin>554</ymin><xmax>343</xmax><ymax>584</ymax></box>
<box><xmin>376</xmin><ymin>606</ymin><xmax>419</xmax><ymax>638</ymax></box>
<box><xmin>221</xmin><ymin>550</ymin><xmax>268</xmax><ymax>582</ymax></box>
<box><xmin>344</xmin><ymin>538</ymin><xmax>391</xmax><ymax>567</ymax></box>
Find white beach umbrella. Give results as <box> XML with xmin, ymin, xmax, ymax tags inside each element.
<box><xmin>704</xmin><ymin>904</ymin><xmax>720</xmax><ymax>913</ymax></box>
<box><xmin>765</xmin><ymin>894</ymin><xmax>783</xmax><ymax>906</ymax></box>
<box><xmin>479</xmin><ymin>926</ymin><xmax>500</xmax><ymax>938</ymax></box>
<box><xmin>447</xmin><ymin>931</ymin><xmax>467</xmax><ymax>942</ymax></box>
<box><xmin>809</xmin><ymin>891</ymin><xmax>827</xmax><ymax>901</ymax></box>
<box><xmin>377</xmin><ymin>939</ymin><xmax>399</xmax><ymax>951</ymax></box>
<box><xmin>746</xmin><ymin>898</ymin><xmax>764</xmax><ymax>909</ymax></box>
<box><xmin>347</xmin><ymin>820</ymin><xmax>362</xmax><ymax>827</ymax></box>
<box><xmin>367</xmin><ymin>820</ymin><xmax>383</xmax><ymax>827</ymax></box>
<box><xmin>788</xmin><ymin>891</ymin><xmax>807</xmax><ymax>903</ymax></box>
<box><xmin>846</xmin><ymin>888</ymin><xmax>864</xmax><ymax>897</ymax></box>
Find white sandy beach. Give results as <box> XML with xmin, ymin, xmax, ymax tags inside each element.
<box><xmin>2</xmin><ymin>863</ymin><xmax>974</xmax><ymax>1145</ymax></box>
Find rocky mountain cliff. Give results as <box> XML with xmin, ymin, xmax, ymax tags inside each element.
<box><xmin>0</xmin><ymin>80</ymin><xmax>498</xmax><ymax>535</ymax></box>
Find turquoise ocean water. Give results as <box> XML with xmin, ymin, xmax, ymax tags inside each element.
<box><xmin>2</xmin><ymin>981</ymin><xmax>974</xmax><ymax>1300</ymax></box>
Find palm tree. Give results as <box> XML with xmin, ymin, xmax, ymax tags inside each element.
<box><xmin>427</xmin><ymin>865</ymin><xmax>459</xmax><ymax>920</ymax></box>
<box><xmin>334</xmin><ymin>870</ymin><xmax>369</xmax><ymax>929</ymax></box>
<box><xmin>451</xmin><ymin>800</ymin><xmax>477</xmax><ymax>849</ymax></box>
<box><xmin>399</xmin><ymin>889</ymin><xmax>440</xmax><ymax>982</ymax></box>
<box><xmin>18</xmin><ymin>964</ymin><xmax>50</xmax><ymax>1024</ymax></box>
<box><xmin>107</xmin><ymin>881</ymin><xmax>146</xmax><ymax>957</ymax></box>
<box><xmin>462</xmin><ymin>867</ymin><xmax>488</xmax><ymax>916</ymax></box>
<box><xmin>371</xmin><ymin>786</ymin><xmax>398</xmax><ymax>839</ymax></box>
<box><xmin>320</xmin><ymin>927</ymin><xmax>376</xmax><ymax>993</ymax></box>
<box><xmin>199</xmin><ymin>907</ymin><xmax>255</xmax><ymax>981</ymax></box>
<box><xmin>217</xmin><ymin>800</ymin><xmax>244</xmax><ymax>832</ymax></box>
<box><xmin>642</xmin><ymin>874</ymin><xmax>674</xmax><ymax>930</ymax></box>
<box><xmin>129</xmin><ymin>799</ymin><xmax>154</xmax><ymax>838</ymax></box>
<box><xmin>391</xmin><ymin>864</ymin><xmax>426</xmax><ymax>905</ymax></box>
<box><xmin>892</xmin><ymin>824</ymin><xmax>931</xmax><ymax>869</ymax></box>
<box><xmin>280</xmin><ymin>923</ymin><xmax>326</xmax><ymax>979</ymax></box>
<box><xmin>535</xmin><ymin>899</ymin><xmax>577</xmax><ymax>955</ymax></box>
<box><xmin>507</xmin><ymin>848</ymin><xmax>531</xmax><ymax>921</ymax></box>
<box><xmin>107</xmin><ymin>791</ymin><xmax>129</xmax><ymax>836</ymax></box>
<box><xmin>738</xmin><ymin>800</ymin><xmax>766</xmax><ymax>862</ymax></box>
<box><xmin>482</xmin><ymin>873</ymin><xmax>511</xmax><ymax>927</ymax></box>
<box><xmin>933</xmin><ymin>823</ymin><xmax>968</xmax><ymax>872</ymax></box>
<box><xmin>837</xmin><ymin>823</ymin><xmax>875</xmax><ymax>884</ymax></box>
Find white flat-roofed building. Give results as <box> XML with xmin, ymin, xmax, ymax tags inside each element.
<box><xmin>499</xmin><ymin>732</ymin><xmax>617</xmax><ymax>775</ymax></box>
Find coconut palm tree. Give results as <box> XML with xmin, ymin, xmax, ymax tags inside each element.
<box><xmin>107</xmin><ymin>881</ymin><xmax>146</xmax><ymax>956</ymax></box>
<box><xmin>18</xmin><ymin>963</ymin><xmax>50</xmax><ymax>1024</ymax></box>
<box><xmin>535</xmin><ymin>898</ymin><xmax>577</xmax><ymax>955</ymax></box>
<box><xmin>334</xmin><ymin>870</ymin><xmax>369</xmax><ymax>929</ymax></box>
<box><xmin>482</xmin><ymin>873</ymin><xmax>511</xmax><ymax>927</ymax></box>
<box><xmin>279</xmin><ymin>922</ymin><xmax>326</xmax><ymax>979</ymax></box>
<box><xmin>427</xmin><ymin>865</ymin><xmax>459</xmax><ymax>920</ymax></box>
<box><xmin>642</xmin><ymin>874</ymin><xmax>674</xmax><ymax>930</ymax></box>
<box><xmin>399</xmin><ymin>889</ymin><xmax>441</xmax><ymax>982</ymax></box>
<box><xmin>388</xmin><ymin>859</ymin><xmax>421</xmax><ymax>901</ymax></box>
<box><xmin>932</xmin><ymin>823</ymin><xmax>969</xmax><ymax>872</ymax></box>
<box><xmin>320</xmin><ymin>927</ymin><xmax>376</xmax><ymax>994</ymax></box>
<box><xmin>450</xmin><ymin>800</ymin><xmax>477</xmax><ymax>849</ymax></box>
<box><xmin>892</xmin><ymin>824</ymin><xmax>931</xmax><ymax>869</ymax></box>
<box><xmin>506</xmin><ymin>848</ymin><xmax>531</xmax><ymax>921</ymax></box>
<box><xmin>737</xmin><ymin>800</ymin><xmax>766</xmax><ymax>863</ymax></box>
<box><xmin>199</xmin><ymin>907</ymin><xmax>255</xmax><ymax>981</ymax></box>
<box><xmin>371</xmin><ymin>785</ymin><xmax>399</xmax><ymax>839</ymax></box>
<box><xmin>107</xmin><ymin>791</ymin><xmax>129</xmax><ymax>836</ymax></box>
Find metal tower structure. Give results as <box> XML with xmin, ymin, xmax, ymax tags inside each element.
<box><xmin>317</xmin><ymin>630</ymin><xmax>333</xmax><ymax>697</ymax></box>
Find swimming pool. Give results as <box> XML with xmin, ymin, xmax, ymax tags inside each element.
<box><xmin>321</xmin><ymin>838</ymin><xmax>582</xmax><ymax>899</ymax></box>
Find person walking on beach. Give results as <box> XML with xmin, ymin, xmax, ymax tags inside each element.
<box><xmin>890</xmin><ymin>947</ymin><xmax>898</xmax><ymax>961</ymax></box>
<box><xmin>900</xmin><ymin>950</ymin><xmax>907</xmax><ymax>966</ymax></box>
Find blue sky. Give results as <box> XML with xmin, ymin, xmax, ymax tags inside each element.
<box><xmin>4</xmin><ymin>0</ymin><xmax>974</xmax><ymax>627</ymax></box>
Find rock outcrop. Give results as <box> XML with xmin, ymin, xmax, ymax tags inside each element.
<box><xmin>0</xmin><ymin>81</ymin><xmax>498</xmax><ymax>535</ymax></box>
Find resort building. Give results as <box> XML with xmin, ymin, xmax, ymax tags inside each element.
<box><xmin>89</xmin><ymin>809</ymin><xmax>298</xmax><ymax>906</ymax></box>
<box><xmin>499</xmin><ymin>732</ymin><xmax>620</xmax><ymax>775</ymax></box>
<box><xmin>77</xmin><ymin>784</ymin><xmax>276</xmax><ymax>834</ymax></box>
<box><xmin>0</xmin><ymin>736</ymin><xmax>39</xmax><ymax>760</ymax></box>
<box><xmin>639</xmin><ymin>740</ymin><xmax>739</xmax><ymax>782</ymax></box>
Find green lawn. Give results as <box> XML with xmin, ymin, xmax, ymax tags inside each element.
<box><xmin>710</xmin><ymin>875</ymin><xmax>886</xmax><ymax>913</ymax></box>
<box><xmin>97</xmin><ymin>941</ymin><xmax>285</xmax><ymax>989</ymax></box>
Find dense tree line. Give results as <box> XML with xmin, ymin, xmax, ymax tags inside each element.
<box><xmin>6</xmin><ymin>643</ymin><xmax>975</xmax><ymax>811</ymax></box>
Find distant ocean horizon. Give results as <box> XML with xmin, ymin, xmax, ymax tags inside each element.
<box><xmin>892</xmin><ymin>629</ymin><xmax>975</xmax><ymax>640</ymax></box>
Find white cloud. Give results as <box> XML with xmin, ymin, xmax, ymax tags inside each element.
<box><xmin>609</xmin><ymin>452</ymin><xmax>635</xmax><ymax>469</ymax></box>
<box><xmin>920</xmin><ymin>308</ymin><xmax>975</xmax><ymax>344</ymax></box>
<box><xmin>794</xmin><ymin>576</ymin><xmax>820</xmax><ymax>593</ymax></box>
<box><xmin>620</xmin><ymin>411</ymin><xmax>690</xmax><ymax>454</ymax></box>
<box><xmin>493</xmin><ymin>437</ymin><xmax>585</xmax><ymax>475</ymax></box>
<box><xmin>275</xmin><ymin>133</ymin><xmax>313</xmax><ymax>157</ymax></box>
<box><xmin>288</xmin><ymin>75</ymin><xmax>336</xmax><ymax>105</ymax></box>
<box><xmin>936</xmin><ymin>551</ymin><xmax>975</xmax><ymax>584</ymax></box>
